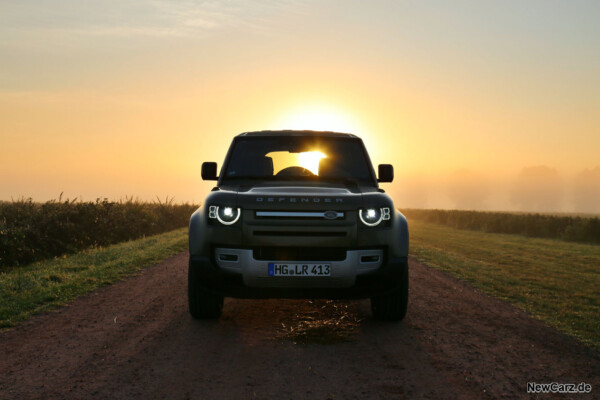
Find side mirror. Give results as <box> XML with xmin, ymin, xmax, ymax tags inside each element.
<box><xmin>378</xmin><ymin>164</ymin><xmax>394</xmax><ymax>183</ymax></box>
<box><xmin>201</xmin><ymin>162</ymin><xmax>218</xmax><ymax>181</ymax></box>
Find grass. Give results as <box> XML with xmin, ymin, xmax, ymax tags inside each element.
<box><xmin>401</xmin><ymin>208</ymin><xmax>600</xmax><ymax>244</ymax></box>
<box><xmin>408</xmin><ymin>219</ymin><xmax>600</xmax><ymax>351</ymax></box>
<box><xmin>0</xmin><ymin>228</ymin><xmax>188</xmax><ymax>328</ymax></box>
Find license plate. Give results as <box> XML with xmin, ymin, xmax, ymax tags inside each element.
<box><xmin>268</xmin><ymin>263</ymin><xmax>331</xmax><ymax>277</ymax></box>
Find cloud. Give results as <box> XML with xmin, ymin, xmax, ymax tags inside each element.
<box><xmin>0</xmin><ymin>0</ymin><xmax>307</xmax><ymax>42</ymax></box>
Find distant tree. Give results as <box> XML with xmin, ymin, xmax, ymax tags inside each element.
<box><xmin>446</xmin><ymin>169</ymin><xmax>489</xmax><ymax>210</ymax></box>
<box><xmin>511</xmin><ymin>166</ymin><xmax>563</xmax><ymax>212</ymax></box>
<box><xmin>573</xmin><ymin>166</ymin><xmax>600</xmax><ymax>214</ymax></box>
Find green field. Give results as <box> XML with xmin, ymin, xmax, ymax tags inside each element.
<box><xmin>408</xmin><ymin>219</ymin><xmax>600</xmax><ymax>351</ymax></box>
<box><xmin>401</xmin><ymin>208</ymin><xmax>600</xmax><ymax>244</ymax></box>
<box><xmin>0</xmin><ymin>228</ymin><xmax>188</xmax><ymax>328</ymax></box>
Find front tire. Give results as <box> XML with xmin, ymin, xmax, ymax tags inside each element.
<box><xmin>371</xmin><ymin>264</ymin><xmax>408</xmax><ymax>321</ymax></box>
<box><xmin>188</xmin><ymin>264</ymin><xmax>223</xmax><ymax>319</ymax></box>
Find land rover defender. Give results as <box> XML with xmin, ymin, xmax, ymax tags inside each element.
<box><xmin>189</xmin><ymin>130</ymin><xmax>409</xmax><ymax>320</ymax></box>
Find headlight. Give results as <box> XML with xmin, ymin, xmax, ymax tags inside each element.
<box><xmin>208</xmin><ymin>205</ymin><xmax>241</xmax><ymax>225</ymax></box>
<box><xmin>359</xmin><ymin>207</ymin><xmax>391</xmax><ymax>227</ymax></box>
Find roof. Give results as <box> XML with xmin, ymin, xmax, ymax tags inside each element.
<box><xmin>236</xmin><ymin>130</ymin><xmax>359</xmax><ymax>139</ymax></box>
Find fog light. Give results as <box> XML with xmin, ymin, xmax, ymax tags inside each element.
<box><xmin>219</xmin><ymin>254</ymin><xmax>239</xmax><ymax>262</ymax></box>
<box><xmin>361</xmin><ymin>255</ymin><xmax>380</xmax><ymax>263</ymax></box>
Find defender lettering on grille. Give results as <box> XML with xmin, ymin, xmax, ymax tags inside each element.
<box><xmin>255</xmin><ymin>197</ymin><xmax>343</xmax><ymax>203</ymax></box>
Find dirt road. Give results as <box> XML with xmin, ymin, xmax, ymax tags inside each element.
<box><xmin>1</xmin><ymin>253</ymin><xmax>598</xmax><ymax>399</ymax></box>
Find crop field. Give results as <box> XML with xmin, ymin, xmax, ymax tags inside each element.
<box><xmin>402</xmin><ymin>208</ymin><xmax>600</xmax><ymax>244</ymax></box>
<box><xmin>407</xmin><ymin>218</ymin><xmax>600</xmax><ymax>351</ymax></box>
<box><xmin>0</xmin><ymin>197</ymin><xmax>197</xmax><ymax>269</ymax></box>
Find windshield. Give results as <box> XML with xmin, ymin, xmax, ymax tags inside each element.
<box><xmin>222</xmin><ymin>136</ymin><xmax>376</xmax><ymax>184</ymax></box>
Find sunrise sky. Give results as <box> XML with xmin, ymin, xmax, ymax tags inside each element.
<box><xmin>1</xmin><ymin>1</ymin><xmax>599</xmax><ymax>212</ymax></box>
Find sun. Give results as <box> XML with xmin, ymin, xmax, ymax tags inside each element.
<box><xmin>298</xmin><ymin>151</ymin><xmax>327</xmax><ymax>175</ymax></box>
<box><xmin>273</xmin><ymin>104</ymin><xmax>361</xmax><ymax>134</ymax></box>
<box><xmin>272</xmin><ymin>104</ymin><xmax>367</xmax><ymax>174</ymax></box>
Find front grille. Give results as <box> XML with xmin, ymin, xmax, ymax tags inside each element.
<box><xmin>255</xmin><ymin>211</ymin><xmax>345</xmax><ymax>220</ymax></box>
<box><xmin>244</xmin><ymin>209</ymin><xmax>355</xmax><ymax>229</ymax></box>
<box><xmin>253</xmin><ymin>247</ymin><xmax>347</xmax><ymax>261</ymax></box>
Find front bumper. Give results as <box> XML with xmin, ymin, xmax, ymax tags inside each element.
<box><xmin>189</xmin><ymin>250</ymin><xmax>408</xmax><ymax>299</ymax></box>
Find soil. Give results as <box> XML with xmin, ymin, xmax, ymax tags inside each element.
<box><xmin>0</xmin><ymin>254</ymin><xmax>598</xmax><ymax>399</ymax></box>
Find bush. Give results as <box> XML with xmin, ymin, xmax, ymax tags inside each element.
<box><xmin>0</xmin><ymin>197</ymin><xmax>198</xmax><ymax>269</ymax></box>
<box><xmin>401</xmin><ymin>209</ymin><xmax>600</xmax><ymax>245</ymax></box>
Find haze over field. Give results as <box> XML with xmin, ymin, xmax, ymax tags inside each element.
<box><xmin>1</xmin><ymin>1</ymin><xmax>599</xmax><ymax>212</ymax></box>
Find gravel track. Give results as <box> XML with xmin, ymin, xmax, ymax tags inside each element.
<box><xmin>1</xmin><ymin>253</ymin><xmax>598</xmax><ymax>399</ymax></box>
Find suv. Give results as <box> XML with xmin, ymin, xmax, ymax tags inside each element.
<box><xmin>189</xmin><ymin>130</ymin><xmax>409</xmax><ymax>320</ymax></box>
